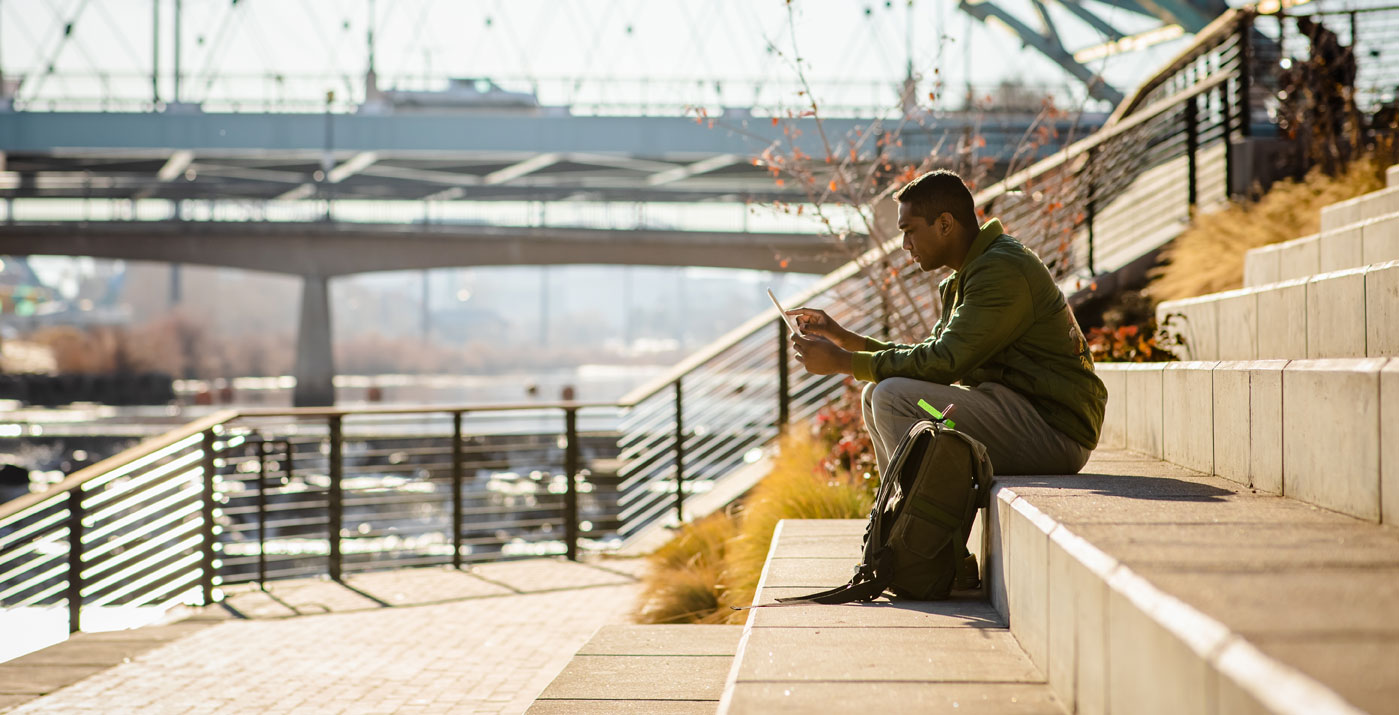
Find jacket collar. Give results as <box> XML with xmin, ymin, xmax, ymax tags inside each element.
<box><xmin>960</xmin><ymin>218</ymin><xmax>1005</xmax><ymax>270</ymax></box>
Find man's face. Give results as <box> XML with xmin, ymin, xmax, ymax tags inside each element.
<box><xmin>898</xmin><ymin>201</ymin><xmax>957</xmax><ymax>272</ymax></box>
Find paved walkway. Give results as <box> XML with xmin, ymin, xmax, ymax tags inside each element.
<box><xmin>3</xmin><ymin>558</ymin><xmax>644</xmax><ymax>715</ymax></box>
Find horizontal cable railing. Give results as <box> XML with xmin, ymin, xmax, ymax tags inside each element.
<box><xmin>5</xmin><ymin>3</ymin><xmax>1339</xmax><ymax>636</ymax></box>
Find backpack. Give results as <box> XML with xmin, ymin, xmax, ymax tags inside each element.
<box><xmin>777</xmin><ymin>418</ymin><xmax>994</xmax><ymax>605</ymax></box>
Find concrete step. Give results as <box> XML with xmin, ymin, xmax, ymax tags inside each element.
<box><xmin>988</xmin><ymin>451</ymin><xmax>1399</xmax><ymax>714</ymax></box>
<box><xmin>527</xmin><ymin>624</ymin><xmax>742</xmax><ymax>713</ymax></box>
<box><xmin>1388</xmin><ymin>164</ymin><xmax>1399</xmax><ymax>188</ymax></box>
<box><xmin>0</xmin><ymin>612</ymin><xmax>226</xmax><ymax>711</ymax></box>
<box><xmin>718</xmin><ymin>520</ymin><xmax>1068</xmax><ymax>714</ymax></box>
<box><xmin>1157</xmin><ymin>260</ymin><xmax>1399</xmax><ymax>360</ymax></box>
<box><xmin>1321</xmin><ymin>185</ymin><xmax>1399</xmax><ymax>233</ymax></box>
<box><xmin>1244</xmin><ymin>213</ymin><xmax>1399</xmax><ymax>287</ymax></box>
<box><xmin>1097</xmin><ymin>359</ymin><xmax>1398</xmax><ymax>524</ymax></box>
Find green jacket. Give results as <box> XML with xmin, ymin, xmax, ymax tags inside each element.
<box><xmin>851</xmin><ymin>218</ymin><xmax>1106</xmax><ymax>450</ymax></box>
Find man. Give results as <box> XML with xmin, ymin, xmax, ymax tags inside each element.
<box><xmin>788</xmin><ymin>169</ymin><xmax>1105</xmax><ymax>476</ymax></box>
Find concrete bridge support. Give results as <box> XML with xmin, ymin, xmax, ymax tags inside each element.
<box><xmin>294</xmin><ymin>274</ymin><xmax>335</xmax><ymax>407</ymax></box>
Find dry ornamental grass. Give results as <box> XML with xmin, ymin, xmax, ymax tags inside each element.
<box><xmin>633</xmin><ymin>427</ymin><xmax>876</xmax><ymax>625</ymax></box>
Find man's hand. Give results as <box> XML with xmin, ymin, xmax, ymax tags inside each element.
<box><xmin>786</xmin><ymin>307</ymin><xmax>864</xmax><ymax>352</ymax></box>
<box><xmin>792</xmin><ymin>333</ymin><xmax>854</xmax><ymax>376</ymax></box>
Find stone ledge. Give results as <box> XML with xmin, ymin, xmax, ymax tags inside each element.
<box><xmin>1245</xmin><ymin>211</ymin><xmax>1399</xmax><ymax>287</ymax></box>
<box><xmin>528</xmin><ymin>624</ymin><xmax>742</xmax><ymax>713</ymax></box>
<box><xmin>1160</xmin><ymin>261</ymin><xmax>1399</xmax><ymax>362</ymax></box>
<box><xmin>1099</xmin><ymin>358</ymin><xmax>1397</xmax><ymax>524</ymax></box>
<box><xmin>990</xmin><ymin>457</ymin><xmax>1396</xmax><ymax>714</ymax></box>
<box><xmin>1321</xmin><ymin>185</ymin><xmax>1399</xmax><ymax>233</ymax></box>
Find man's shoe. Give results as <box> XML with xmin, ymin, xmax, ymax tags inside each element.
<box><xmin>953</xmin><ymin>553</ymin><xmax>980</xmax><ymax>591</ymax></box>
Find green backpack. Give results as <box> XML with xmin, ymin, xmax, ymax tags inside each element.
<box><xmin>779</xmin><ymin>417</ymin><xmax>993</xmax><ymax>604</ymax></box>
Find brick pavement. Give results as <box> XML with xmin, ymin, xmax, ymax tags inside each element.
<box><xmin>3</xmin><ymin>558</ymin><xmax>643</xmax><ymax>715</ymax></box>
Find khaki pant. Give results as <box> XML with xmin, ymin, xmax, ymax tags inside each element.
<box><xmin>861</xmin><ymin>378</ymin><xmax>1091</xmax><ymax>476</ymax></box>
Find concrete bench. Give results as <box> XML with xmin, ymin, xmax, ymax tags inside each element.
<box><xmin>1098</xmin><ymin>359</ymin><xmax>1398</xmax><ymax>524</ymax></box>
<box><xmin>1156</xmin><ymin>260</ymin><xmax>1399</xmax><ymax>361</ymax></box>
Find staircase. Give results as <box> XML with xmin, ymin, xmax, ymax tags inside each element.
<box><xmin>530</xmin><ymin>170</ymin><xmax>1399</xmax><ymax>713</ymax></box>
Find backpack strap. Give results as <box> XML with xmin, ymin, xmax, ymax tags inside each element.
<box><xmin>771</xmin><ymin>573</ymin><xmax>890</xmax><ymax>605</ymax></box>
<box><xmin>772</xmin><ymin>548</ymin><xmax>894</xmax><ymax>606</ymax></box>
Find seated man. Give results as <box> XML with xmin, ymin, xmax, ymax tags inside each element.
<box><xmin>788</xmin><ymin>169</ymin><xmax>1106</xmax><ymax>476</ymax></box>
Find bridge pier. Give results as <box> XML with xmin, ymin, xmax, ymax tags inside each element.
<box><xmin>294</xmin><ymin>274</ymin><xmax>336</xmax><ymax>407</ymax></box>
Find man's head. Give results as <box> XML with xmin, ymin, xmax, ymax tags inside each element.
<box><xmin>893</xmin><ymin>169</ymin><xmax>979</xmax><ymax>271</ymax></box>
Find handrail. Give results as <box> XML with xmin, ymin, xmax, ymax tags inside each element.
<box><xmin>1108</xmin><ymin>8</ymin><xmax>1250</xmax><ymax>125</ymax></box>
<box><xmin>0</xmin><ymin>410</ymin><xmax>238</xmax><ymax>522</ymax></box>
<box><xmin>0</xmin><ymin>402</ymin><xmax>629</xmax><ymax>523</ymax></box>
<box><xmin>236</xmin><ymin>401</ymin><xmax>623</xmax><ymax>418</ymax></box>
<box><xmin>986</xmin><ymin>71</ymin><xmax>1234</xmax><ymax>204</ymax></box>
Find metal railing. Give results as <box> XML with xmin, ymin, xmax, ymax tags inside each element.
<box><xmin>0</xmin><ymin>403</ymin><xmax>627</xmax><ymax>631</ymax></box>
<box><xmin>0</xmin><ymin>3</ymin><xmax>1336</xmax><ymax>633</ymax></box>
<box><xmin>4</xmin><ymin>72</ymin><xmax>1105</xmax><ymax>118</ymax></box>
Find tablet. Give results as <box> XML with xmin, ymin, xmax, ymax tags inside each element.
<box><xmin>767</xmin><ymin>288</ymin><xmax>803</xmax><ymax>336</ymax></box>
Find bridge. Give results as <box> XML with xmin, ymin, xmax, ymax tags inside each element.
<box><xmin>0</xmin><ymin>106</ymin><xmax>1103</xmax><ymax>405</ymax></box>
<box><xmin>0</xmin><ymin>0</ymin><xmax>1230</xmax><ymax>405</ymax></box>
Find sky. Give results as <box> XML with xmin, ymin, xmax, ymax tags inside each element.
<box><xmin>0</xmin><ymin>0</ymin><xmax>1188</xmax><ymax>114</ymax></box>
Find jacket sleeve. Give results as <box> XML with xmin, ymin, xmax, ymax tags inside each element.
<box><xmin>856</xmin><ymin>276</ymin><xmax>953</xmax><ymax>354</ymax></box>
<box><xmin>850</xmin><ymin>261</ymin><xmax>1034</xmax><ymax>384</ymax></box>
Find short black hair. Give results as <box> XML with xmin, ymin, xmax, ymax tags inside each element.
<box><xmin>893</xmin><ymin>169</ymin><xmax>978</xmax><ymax>231</ymax></box>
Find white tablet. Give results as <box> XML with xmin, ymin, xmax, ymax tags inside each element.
<box><xmin>767</xmin><ymin>288</ymin><xmax>803</xmax><ymax>336</ymax></box>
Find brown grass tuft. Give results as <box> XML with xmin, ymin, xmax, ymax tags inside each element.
<box><xmin>717</xmin><ymin>429</ymin><xmax>875</xmax><ymax>621</ymax></box>
<box><xmin>1148</xmin><ymin>158</ymin><xmax>1386</xmax><ymax>302</ymax></box>
<box><xmin>634</xmin><ymin>511</ymin><xmax>737</xmax><ymax>624</ymax></box>
<box><xmin>632</xmin><ymin>426</ymin><xmax>877</xmax><ymax>625</ymax></box>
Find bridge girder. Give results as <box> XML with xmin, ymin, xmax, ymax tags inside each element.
<box><xmin>957</xmin><ymin>0</ymin><xmax>1229</xmax><ymax>106</ymax></box>
<box><xmin>0</xmin><ymin>221</ymin><xmax>856</xmax><ymax>276</ymax></box>
<box><xmin>0</xmin><ymin>111</ymin><xmax>1103</xmax><ymax>204</ymax></box>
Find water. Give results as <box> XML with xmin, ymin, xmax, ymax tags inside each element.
<box><xmin>1</xmin><ymin>365</ymin><xmax>668</xmax><ymax>482</ymax></box>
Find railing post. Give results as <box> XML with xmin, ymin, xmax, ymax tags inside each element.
<box><xmin>1085</xmin><ymin>148</ymin><xmax>1096</xmax><ymax>277</ymax></box>
<box><xmin>776</xmin><ymin>318</ymin><xmax>790</xmax><ymax>431</ymax></box>
<box><xmin>1239</xmin><ymin>12</ymin><xmax>1253</xmax><ymax>139</ymax></box>
<box><xmin>1221</xmin><ymin>82</ymin><xmax>1234</xmax><ymax>198</ymax></box>
<box><xmin>1185</xmin><ymin>96</ymin><xmax>1199</xmax><ymax>208</ymax></box>
<box><xmin>328</xmin><ymin>415</ymin><xmax>343</xmax><ymax>582</ymax></box>
<box><xmin>563</xmin><ymin>407</ymin><xmax>580</xmax><ymax>561</ymax></box>
<box><xmin>257</xmin><ymin>438</ymin><xmax>268</xmax><ymax>586</ymax></box>
<box><xmin>452</xmin><ymin>411</ymin><xmax>464</xmax><ymax>569</ymax></box>
<box><xmin>200</xmin><ymin>429</ymin><xmax>217</xmax><ymax>606</ymax></box>
<box><xmin>674</xmin><ymin>379</ymin><xmax>685</xmax><ymax>525</ymax></box>
<box><xmin>67</xmin><ymin>486</ymin><xmax>84</xmax><ymax>633</ymax></box>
